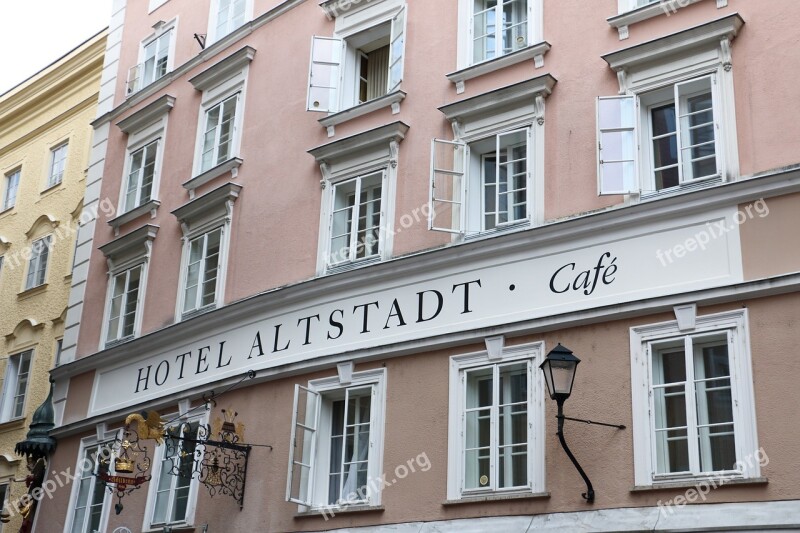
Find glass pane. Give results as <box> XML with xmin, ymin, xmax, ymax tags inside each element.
<box><xmin>601</xmin><ymin>131</ymin><xmax>635</xmax><ymax>161</ymax></box>
<box><xmin>655</xmin><ymin>166</ymin><xmax>680</xmax><ymax>190</ymax></box>
<box><xmin>464</xmin><ymin>448</ymin><xmax>491</xmax><ymax>490</ymax></box>
<box><xmin>651</xmin><ymin>104</ymin><xmax>676</xmax><ymax>137</ymax></box>
<box><xmin>655</xmin><ymin>428</ymin><xmax>690</xmax><ymax>474</ymax></box>
<box><xmin>498</xmin><ymin>443</ymin><xmax>527</xmax><ymax>488</ymax></box>
<box><xmin>466</xmin><ymin>367</ymin><xmax>493</xmax><ymax>409</ymax></box>
<box><xmin>698</xmin><ymin>425</ymin><xmax>736</xmax><ymax>472</ymax></box>
<box><xmin>599</xmin><ymin>97</ymin><xmax>635</xmax><ymax>130</ymax></box>
<box><xmin>600</xmin><ymin>161</ymin><xmax>635</xmax><ymax>194</ymax></box>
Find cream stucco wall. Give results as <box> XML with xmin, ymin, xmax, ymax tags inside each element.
<box><xmin>0</xmin><ymin>31</ymin><xmax>105</xmax><ymax>529</ymax></box>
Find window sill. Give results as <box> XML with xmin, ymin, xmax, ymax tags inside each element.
<box><xmin>105</xmin><ymin>335</ymin><xmax>135</xmax><ymax>349</ymax></box>
<box><xmin>0</xmin><ymin>206</ymin><xmax>15</xmax><ymax>218</ymax></box>
<box><xmin>462</xmin><ymin>220</ymin><xmax>533</xmax><ymax>242</ymax></box>
<box><xmin>608</xmin><ymin>0</ymin><xmax>729</xmax><ymax>40</ymax></box>
<box><xmin>319</xmin><ymin>90</ymin><xmax>406</xmax><ymax>138</ymax></box>
<box><xmin>181</xmin><ymin>304</ymin><xmax>218</xmax><ymax>322</ymax></box>
<box><xmin>295</xmin><ymin>505</ymin><xmax>384</xmax><ymax>519</ymax></box>
<box><xmin>639</xmin><ymin>175</ymin><xmax>723</xmax><ymax>202</ymax></box>
<box><xmin>183</xmin><ymin>157</ymin><xmax>243</xmax><ymax>198</ymax></box>
<box><xmin>446</xmin><ymin>41</ymin><xmax>551</xmax><ymax>94</ymax></box>
<box><xmin>0</xmin><ymin>417</ymin><xmax>27</xmax><ymax>432</ymax></box>
<box><xmin>108</xmin><ymin>200</ymin><xmax>161</xmax><ymax>232</ymax></box>
<box><xmin>632</xmin><ymin>476</ymin><xmax>768</xmax><ymax>492</ymax></box>
<box><xmin>325</xmin><ymin>256</ymin><xmax>382</xmax><ymax>276</ymax></box>
<box><xmin>18</xmin><ymin>283</ymin><xmax>48</xmax><ymax>299</ymax></box>
<box><xmin>443</xmin><ymin>491</ymin><xmax>550</xmax><ymax>506</ymax></box>
<box><xmin>143</xmin><ymin>525</ymin><xmax>195</xmax><ymax>533</ymax></box>
<box><xmin>40</xmin><ymin>181</ymin><xmax>64</xmax><ymax>196</ymax></box>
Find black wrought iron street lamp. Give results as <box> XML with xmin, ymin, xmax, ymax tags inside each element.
<box><xmin>539</xmin><ymin>344</ymin><xmax>625</xmax><ymax>503</ymax></box>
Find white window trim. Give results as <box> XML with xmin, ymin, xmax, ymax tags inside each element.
<box><xmin>600</xmin><ymin>16</ymin><xmax>742</xmax><ymax>200</ymax></box>
<box><xmin>98</xmin><ymin>225</ymin><xmax>158</xmax><ymax>350</ymax></box>
<box><xmin>0</xmin><ymin>349</ymin><xmax>33</xmax><ymax>423</ymax></box>
<box><xmin>629</xmin><ymin>308</ymin><xmax>759</xmax><ymax>487</ymax></box>
<box><xmin>447</xmin><ymin>340</ymin><xmax>546</xmax><ymax>500</ymax></box>
<box><xmin>173</xmin><ymin>183</ymin><xmax>240</xmax><ymax>322</ymax></box>
<box><xmin>433</xmin><ymin>76</ymin><xmax>554</xmax><ymax>238</ymax></box>
<box><xmin>142</xmin><ymin>411</ymin><xmax>207</xmax><ymax>531</ymax></box>
<box><xmin>46</xmin><ymin>140</ymin><xmax>69</xmax><ymax>189</ymax></box>
<box><xmin>289</xmin><ymin>367</ymin><xmax>387</xmax><ymax>511</ymax></box>
<box><xmin>208</xmin><ymin>0</ymin><xmax>253</xmax><ymax>45</ymax></box>
<box><xmin>118</xmin><ymin>118</ymin><xmax>167</xmax><ymax>215</ymax></box>
<box><xmin>310</xmin><ymin>124</ymin><xmax>407</xmax><ymax>275</ymax></box>
<box><xmin>455</xmin><ymin>0</ymin><xmax>544</xmax><ymax>72</ymax></box>
<box><xmin>24</xmin><ymin>235</ymin><xmax>52</xmax><ymax>291</ymax></box>
<box><xmin>62</xmin><ymin>429</ymin><xmax>120</xmax><ymax>533</ymax></box>
<box><xmin>190</xmin><ymin>63</ymin><xmax>249</xmax><ymax>180</ymax></box>
<box><xmin>130</xmin><ymin>19</ymin><xmax>178</xmax><ymax>95</ymax></box>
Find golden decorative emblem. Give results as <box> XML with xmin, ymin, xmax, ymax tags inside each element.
<box><xmin>479</xmin><ymin>475</ymin><xmax>489</xmax><ymax>486</ymax></box>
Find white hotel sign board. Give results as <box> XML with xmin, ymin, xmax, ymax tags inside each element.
<box><xmin>91</xmin><ymin>208</ymin><xmax>743</xmax><ymax>415</ymax></box>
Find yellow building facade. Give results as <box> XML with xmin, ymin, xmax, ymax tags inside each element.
<box><xmin>0</xmin><ymin>31</ymin><xmax>105</xmax><ymax>529</ymax></box>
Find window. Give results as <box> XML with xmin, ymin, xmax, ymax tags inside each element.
<box><xmin>199</xmin><ymin>94</ymin><xmax>239</xmax><ymax>173</ymax></box>
<box><xmin>2</xmin><ymin>169</ymin><xmax>20</xmax><ymax>211</ymax></box>
<box><xmin>630</xmin><ymin>309</ymin><xmax>759</xmax><ymax>486</ymax></box>
<box><xmin>447</xmin><ymin>341</ymin><xmax>545</xmax><ymax>500</ymax></box>
<box><xmin>48</xmin><ymin>142</ymin><xmax>68</xmax><ymax>188</ymax></box>
<box><xmin>127</xmin><ymin>25</ymin><xmax>175</xmax><ymax>95</ymax></box>
<box><xmin>0</xmin><ymin>350</ymin><xmax>32</xmax><ymax>422</ymax></box>
<box><xmin>54</xmin><ymin>338</ymin><xmax>63</xmax><ymax>367</ymax></box>
<box><xmin>307</xmin><ymin>4</ymin><xmax>406</xmax><ymax>113</ymax></box>
<box><xmin>598</xmin><ymin>16</ymin><xmax>742</xmax><ymax>196</ymax></box>
<box><xmin>210</xmin><ymin>0</ymin><xmax>250</xmax><ymax>42</ymax></box>
<box><xmin>431</xmin><ymin>128</ymin><xmax>531</xmax><ymax>235</ymax></box>
<box><xmin>68</xmin><ymin>444</ymin><xmax>110</xmax><ymax>533</ymax></box>
<box><xmin>287</xmin><ymin>369</ymin><xmax>386</xmax><ymax>509</ymax></box>
<box><xmin>182</xmin><ymin>228</ymin><xmax>222</xmax><ymax>316</ymax></box>
<box><xmin>25</xmin><ymin>236</ymin><xmax>51</xmax><ymax>290</ymax></box>
<box><xmin>0</xmin><ymin>483</ymin><xmax>7</xmax><ymax>530</ymax></box>
<box><xmin>105</xmin><ymin>265</ymin><xmax>143</xmax><ymax>345</ymax></box>
<box><xmin>123</xmin><ymin>140</ymin><xmax>158</xmax><ymax>212</ymax></box>
<box><xmin>471</xmin><ymin>0</ymin><xmax>529</xmax><ymax>64</ymax></box>
<box><xmin>597</xmin><ymin>75</ymin><xmax>721</xmax><ymax>195</ymax></box>
<box><xmin>327</xmin><ymin>172</ymin><xmax>384</xmax><ymax>267</ymax></box>
<box><xmin>149</xmin><ymin>421</ymin><xmax>200</xmax><ymax>527</ymax></box>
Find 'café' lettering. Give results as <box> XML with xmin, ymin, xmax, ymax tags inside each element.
<box><xmin>549</xmin><ymin>252</ymin><xmax>618</xmax><ymax>296</ymax></box>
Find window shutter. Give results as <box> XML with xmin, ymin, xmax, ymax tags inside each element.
<box><xmin>388</xmin><ymin>6</ymin><xmax>407</xmax><ymax>92</ymax></box>
<box><xmin>307</xmin><ymin>36</ymin><xmax>343</xmax><ymax>113</ymax></box>
<box><xmin>597</xmin><ymin>95</ymin><xmax>639</xmax><ymax>195</ymax></box>
<box><xmin>430</xmin><ymin>139</ymin><xmax>467</xmax><ymax>234</ymax></box>
<box><xmin>286</xmin><ymin>384</ymin><xmax>320</xmax><ymax>506</ymax></box>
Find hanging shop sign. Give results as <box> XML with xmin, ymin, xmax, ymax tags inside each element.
<box><xmin>91</xmin><ymin>208</ymin><xmax>743</xmax><ymax>415</ymax></box>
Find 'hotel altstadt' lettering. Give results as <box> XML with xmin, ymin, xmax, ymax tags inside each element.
<box><xmin>134</xmin><ymin>280</ymin><xmax>482</xmax><ymax>393</ymax></box>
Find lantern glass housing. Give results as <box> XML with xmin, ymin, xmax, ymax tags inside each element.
<box><xmin>540</xmin><ymin>344</ymin><xmax>580</xmax><ymax>400</ymax></box>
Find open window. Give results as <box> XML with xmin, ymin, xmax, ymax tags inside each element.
<box><xmin>307</xmin><ymin>5</ymin><xmax>406</xmax><ymax>113</ymax></box>
<box><xmin>430</xmin><ymin>128</ymin><xmax>532</xmax><ymax>235</ymax></box>
<box><xmin>287</xmin><ymin>369</ymin><xmax>386</xmax><ymax>510</ymax></box>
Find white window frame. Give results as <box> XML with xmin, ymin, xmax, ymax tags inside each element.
<box><xmin>2</xmin><ymin>168</ymin><xmax>20</xmax><ymax>212</ymax></box>
<box><xmin>174</xmin><ymin>184</ymin><xmax>239</xmax><ymax>322</ymax></box>
<box><xmin>192</xmin><ymin>68</ymin><xmax>247</xmax><ymax>178</ymax></box>
<box><xmin>0</xmin><ymin>349</ymin><xmax>33</xmax><ymax>423</ymax></box>
<box><xmin>63</xmin><ymin>431</ymin><xmax>118</xmax><ymax>533</ymax></box>
<box><xmin>123</xmin><ymin>139</ymin><xmax>160</xmax><ymax>213</ymax></box>
<box><xmin>431</xmin><ymin>126</ymin><xmax>535</xmax><ymax>237</ymax></box>
<box><xmin>102</xmin><ymin>263</ymin><xmax>146</xmax><ymax>347</ymax></box>
<box><xmin>47</xmin><ymin>141</ymin><xmax>69</xmax><ymax>189</ymax></box>
<box><xmin>286</xmin><ymin>368</ymin><xmax>387</xmax><ymax>511</ymax></box>
<box><xmin>630</xmin><ymin>309</ymin><xmax>759</xmax><ymax>487</ymax></box>
<box><xmin>598</xmin><ymin>21</ymin><xmax>740</xmax><ymax>197</ymax></box>
<box><xmin>25</xmin><ymin>235</ymin><xmax>52</xmax><ymax>290</ymax></box>
<box><xmin>324</xmin><ymin>170</ymin><xmax>388</xmax><ymax>270</ymax></box>
<box><xmin>143</xmin><ymin>412</ymin><xmax>206</xmax><ymax>530</ymax></box>
<box><xmin>447</xmin><ymin>341</ymin><xmax>546</xmax><ymax>500</ymax></box>
<box><xmin>456</xmin><ymin>0</ymin><xmax>543</xmax><ymax>70</ymax></box>
<box><xmin>179</xmin><ymin>227</ymin><xmax>225</xmax><ymax>317</ymax></box>
<box><xmin>119</xmin><ymin>116</ymin><xmax>168</xmax><ymax>215</ymax></box>
<box><xmin>307</xmin><ymin>0</ymin><xmax>407</xmax><ymax>114</ymax></box>
<box><xmin>208</xmin><ymin>0</ymin><xmax>253</xmax><ymax>44</ymax></box>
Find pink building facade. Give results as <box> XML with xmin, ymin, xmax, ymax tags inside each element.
<box><xmin>36</xmin><ymin>0</ymin><xmax>800</xmax><ymax>531</ymax></box>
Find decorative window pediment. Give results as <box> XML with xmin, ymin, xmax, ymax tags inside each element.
<box><xmin>25</xmin><ymin>214</ymin><xmax>59</xmax><ymax>240</ymax></box>
<box><xmin>172</xmin><ymin>182</ymin><xmax>242</xmax><ymax>236</ymax></box>
<box><xmin>99</xmin><ymin>224</ymin><xmax>159</xmax><ymax>272</ymax></box>
<box><xmin>117</xmin><ymin>95</ymin><xmax>176</xmax><ymax>134</ymax></box>
<box><xmin>308</xmin><ymin>121</ymin><xmax>409</xmax><ymax>179</ymax></box>
<box><xmin>189</xmin><ymin>46</ymin><xmax>255</xmax><ymax>92</ymax></box>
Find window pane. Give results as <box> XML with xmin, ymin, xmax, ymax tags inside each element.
<box><xmin>122</xmin><ymin>267</ymin><xmax>142</xmax><ymax>337</ymax></box>
<box><xmin>498</xmin><ymin>362</ymin><xmax>527</xmax><ymax>488</ymax></box>
<box><xmin>694</xmin><ymin>339</ymin><xmax>735</xmax><ymax>472</ymax></box>
<box><xmin>201</xmin><ymin>230</ymin><xmax>221</xmax><ymax>307</ymax></box>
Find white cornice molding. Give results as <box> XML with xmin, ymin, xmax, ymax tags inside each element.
<box><xmin>438</xmin><ymin>74</ymin><xmax>557</xmax><ymax>124</ymax></box>
<box><xmin>107</xmin><ymin>200</ymin><xmax>161</xmax><ymax>235</ymax></box>
<box><xmin>607</xmin><ymin>0</ymin><xmax>704</xmax><ymax>39</ymax></box>
<box><xmin>602</xmin><ymin>13</ymin><xmax>744</xmax><ymax>71</ymax></box>
<box><xmin>188</xmin><ymin>46</ymin><xmax>256</xmax><ymax>92</ymax></box>
<box><xmin>182</xmin><ymin>157</ymin><xmax>243</xmax><ymax>198</ymax></box>
<box><xmin>116</xmin><ymin>94</ymin><xmax>175</xmax><ymax>134</ymax></box>
<box><xmin>98</xmin><ymin>224</ymin><xmax>159</xmax><ymax>272</ymax></box>
<box><xmin>446</xmin><ymin>42</ymin><xmax>552</xmax><ymax>94</ymax></box>
<box><xmin>51</xmin><ymin>164</ymin><xmax>800</xmax><ymax>391</ymax></box>
<box><xmin>308</xmin><ymin>121</ymin><xmax>410</xmax><ymax>165</ymax></box>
